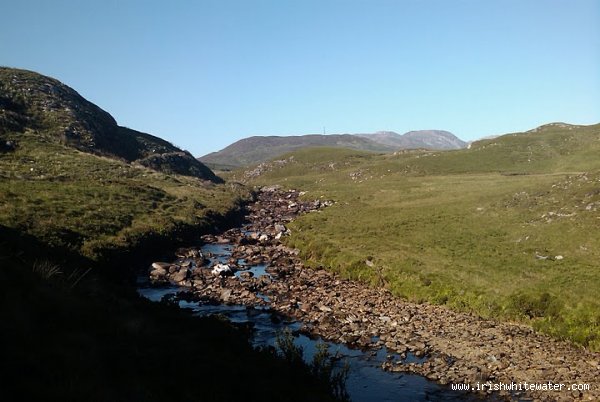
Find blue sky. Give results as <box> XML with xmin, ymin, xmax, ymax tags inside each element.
<box><xmin>1</xmin><ymin>0</ymin><xmax>599</xmax><ymax>156</ymax></box>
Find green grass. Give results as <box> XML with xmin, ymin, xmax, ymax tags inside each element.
<box><xmin>0</xmin><ymin>131</ymin><xmax>246</xmax><ymax>261</ymax></box>
<box><xmin>243</xmin><ymin>123</ymin><xmax>600</xmax><ymax>350</ymax></box>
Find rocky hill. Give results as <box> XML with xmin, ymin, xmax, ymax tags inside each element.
<box><xmin>199</xmin><ymin>130</ymin><xmax>466</xmax><ymax>168</ymax></box>
<box><xmin>0</xmin><ymin>67</ymin><xmax>220</xmax><ymax>182</ymax></box>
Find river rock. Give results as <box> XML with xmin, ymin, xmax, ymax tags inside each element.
<box><xmin>170</xmin><ymin>267</ymin><xmax>189</xmax><ymax>283</ymax></box>
<box><xmin>239</xmin><ymin>271</ymin><xmax>254</xmax><ymax>280</ymax></box>
<box><xmin>212</xmin><ymin>263</ymin><xmax>234</xmax><ymax>276</ymax></box>
<box><xmin>150</xmin><ymin>262</ymin><xmax>171</xmax><ymax>281</ymax></box>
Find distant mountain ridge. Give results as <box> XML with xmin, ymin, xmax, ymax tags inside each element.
<box><xmin>357</xmin><ymin>130</ymin><xmax>466</xmax><ymax>150</ymax></box>
<box><xmin>200</xmin><ymin>130</ymin><xmax>466</xmax><ymax>168</ymax></box>
<box><xmin>0</xmin><ymin>67</ymin><xmax>220</xmax><ymax>182</ymax></box>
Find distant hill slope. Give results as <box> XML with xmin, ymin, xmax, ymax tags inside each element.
<box><xmin>356</xmin><ymin>130</ymin><xmax>466</xmax><ymax>150</ymax></box>
<box><xmin>199</xmin><ymin>130</ymin><xmax>466</xmax><ymax>168</ymax></box>
<box><xmin>0</xmin><ymin>67</ymin><xmax>220</xmax><ymax>182</ymax></box>
<box><xmin>240</xmin><ymin>122</ymin><xmax>600</xmax><ymax>180</ymax></box>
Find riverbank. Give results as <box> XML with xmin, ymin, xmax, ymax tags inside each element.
<box><xmin>0</xmin><ymin>201</ymin><xmax>345</xmax><ymax>402</ymax></box>
<box><xmin>152</xmin><ymin>187</ymin><xmax>599</xmax><ymax>401</ymax></box>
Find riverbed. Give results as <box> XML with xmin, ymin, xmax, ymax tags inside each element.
<box><xmin>138</xmin><ymin>240</ymin><xmax>484</xmax><ymax>402</ymax></box>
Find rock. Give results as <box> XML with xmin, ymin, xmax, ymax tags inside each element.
<box><xmin>149</xmin><ymin>262</ymin><xmax>169</xmax><ymax>280</ymax></box>
<box><xmin>319</xmin><ymin>305</ymin><xmax>333</xmax><ymax>313</ymax></box>
<box><xmin>170</xmin><ymin>267</ymin><xmax>189</xmax><ymax>283</ymax></box>
<box><xmin>220</xmin><ymin>289</ymin><xmax>232</xmax><ymax>302</ymax></box>
<box><xmin>274</xmin><ymin>224</ymin><xmax>286</xmax><ymax>233</ymax></box>
<box><xmin>257</xmin><ymin>275</ymin><xmax>272</xmax><ymax>286</ymax></box>
<box><xmin>261</xmin><ymin>185</ymin><xmax>281</xmax><ymax>192</ymax></box>
<box><xmin>151</xmin><ymin>262</ymin><xmax>170</xmax><ymax>271</ymax></box>
<box><xmin>212</xmin><ymin>263</ymin><xmax>234</xmax><ymax>276</ymax></box>
<box><xmin>239</xmin><ymin>271</ymin><xmax>254</xmax><ymax>280</ymax></box>
<box><xmin>188</xmin><ymin>249</ymin><xmax>203</xmax><ymax>258</ymax></box>
<box><xmin>175</xmin><ymin>248</ymin><xmax>203</xmax><ymax>259</ymax></box>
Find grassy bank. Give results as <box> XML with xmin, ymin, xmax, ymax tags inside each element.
<box><xmin>242</xmin><ymin>123</ymin><xmax>600</xmax><ymax>350</ymax></box>
<box><xmin>0</xmin><ymin>131</ymin><xmax>249</xmax><ymax>266</ymax></box>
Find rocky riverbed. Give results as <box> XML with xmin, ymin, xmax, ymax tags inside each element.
<box><xmin>149</xmin><ymin>187</ymin><xmax>599</xmax><ymax>401</ymax></box>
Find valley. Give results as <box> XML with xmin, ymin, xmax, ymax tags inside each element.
<box><xmin>1</xmin><ymin>67</ymin><xmax>599</xmax><ymax>401</ymax></box>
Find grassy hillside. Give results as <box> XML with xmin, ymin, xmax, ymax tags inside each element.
<box><xmin>241</xmin><ymin>123</ymin><xmax>600</xmax><ymax>350</ymax></box>
<box><xmin>0</xmin><ymin>130</ymin><xmax>244</xmax><ymax>265</ymax></box>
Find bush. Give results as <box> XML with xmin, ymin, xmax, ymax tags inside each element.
<box><xmin>275</xmin><ymin>329</ymin><xmax>350</xmax><ymax>401</ymax></box>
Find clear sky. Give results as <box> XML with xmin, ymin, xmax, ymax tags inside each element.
<box><xmin>1</xmin><ymin>0</ymin><xmax>599</xmax><ymax>156</ymax></box>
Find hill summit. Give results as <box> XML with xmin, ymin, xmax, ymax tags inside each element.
<box><xmin>0</xmin><ymin>67</ymin><xmax>220</xmax><ymax>182</ymax></box>
<box><xmin>200</xmin><ymin>130</ymin><xmax>466</xmax><ymax>168</ymax></box>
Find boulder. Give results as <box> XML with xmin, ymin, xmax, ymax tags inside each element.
<box><xmin>239</xmin><ymin>271</ymin><xmax>254</xmax><ymax>280</ymax></box>
<box><xmin>150</xmin><ymin>262</ymin><xmax>170</xmax><ymax>279</ymax></box>
<box><xmin>212</xmin><ymin>263</ymin><xmax>234</xmax><ymax>276</ymax></box>
<box><xmin>151</xmin><ymin>262</ymin><xmax>171</xmax><ymax>271</ymax></box>
<box><xmin>220</xmin><ymin>289</ymin><xmax>232</xmax><ymax>302</ymax></box>
<box><xmin>170</xmin><ymin>267</ymin><xmax>189</xmax><ymax>283</ymax></box>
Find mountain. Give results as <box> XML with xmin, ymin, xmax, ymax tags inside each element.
<box><xmin>357</xmin><ymin>130</ymin><xmax>466</xmax><ymax>150</ymax></box>
<box><xmin>200</xmin><ymin>130</ymin><xmax>466</xmax><ymax>168</ymax></box>
<box><xmin>0</xmin><ymin>67</ymin><xmax>220</xmax><ymax>182</ymax></box>
<box><xmin>200</xmin><ymin>134</ymin><xmax>395</xmax><ymax>168</ymax></box>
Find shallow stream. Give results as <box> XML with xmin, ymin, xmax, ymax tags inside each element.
<box><xmin>138</xmin><ymin>241</ymin><xmax>485</xmax><ymax>402</ymax></box>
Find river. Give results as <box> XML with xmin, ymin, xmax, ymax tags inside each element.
<box><xmin>138</xmin><ymin>241</ymin><xmax>487</xmax><ymax>402</ymax></box>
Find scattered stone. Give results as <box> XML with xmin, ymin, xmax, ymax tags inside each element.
<box><xmin>148</xmin><ymin>187</ymin><xmax>600</xmax><ymax>402</ymax></box>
